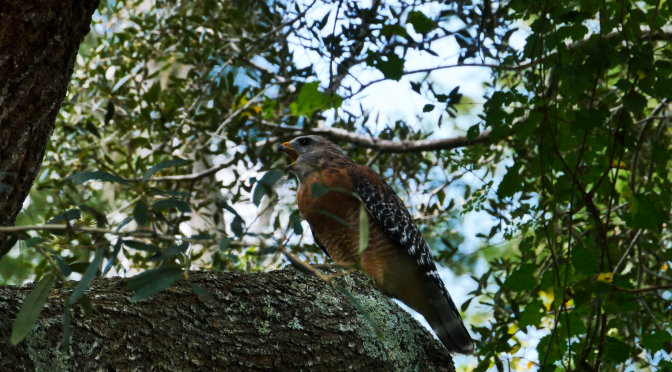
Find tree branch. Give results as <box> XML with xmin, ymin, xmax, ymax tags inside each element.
<box><xmin>261</xmin><ymin>121</ymin><xmax>492</xmax><ymax>153</ymax></box>
<box><xmin>612</xmin><ymin>284</ymin><xmax>672</xmax><ymax>294</ymax></box>
<box><xmin>0</xmin><ymin>224</ymin><xmax>249</xmax><ymax>247</ymax></box>
<box><xmin>0</xmin><ymin>269</ymin><xmax>455</xmax><ymax>371</ymax></box>
<box><xmin>128</xmin><ymin>159</ymin><xmax>236</xmax><ymax>182</ymax></box>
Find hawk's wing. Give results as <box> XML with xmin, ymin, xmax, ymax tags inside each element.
<box><xmin>346</xmin><ymin>165</ymin><xmax>474</xmax><ymax>354</ymax></box>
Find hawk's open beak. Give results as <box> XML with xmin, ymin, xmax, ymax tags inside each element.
<box><xmin>276</xmin><ymin>142</ymin><xmax>299</xmax><ymax>171</ymax></box>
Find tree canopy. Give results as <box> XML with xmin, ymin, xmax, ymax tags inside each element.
<box><xmin>2</xmin><ymin>0</ymin><xmax>672</xmax><ymax>371</ymax></box>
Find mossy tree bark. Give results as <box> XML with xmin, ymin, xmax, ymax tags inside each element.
<box><xmin>0</xmin><ymin>268</ymin><xmax>455</xmax><ymax>371</ymax></box>
<box><xmin>0</xmin><ymin>0</ymin><xmax>100</xmax><ymax>245</ymax></box>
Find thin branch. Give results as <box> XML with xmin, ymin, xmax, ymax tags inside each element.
<box><xmin>206</xmin><ymin>88</ymin><xmax>268</xmax><ymax>145</ymax></box>
<box><xmin>352</xmin><ymin>62</ymin><xmax>530</xmax><ymax>96</ymax></box>
<box><xmin>613</xmin><ymin>284</ymin><xmax>672</xmax><ymax>294</ymax></box>
<box><xmin>128</xmin><ymin>159</ymin><xmax>236</xmax><ymax>182</ymax></box>
<box><xmin>0</xmin><ymin>224</ymin><xmax>251</xmax><ymax>247</ymax></box>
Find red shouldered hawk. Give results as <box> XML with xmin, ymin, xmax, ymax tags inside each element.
<box><xmin>277</xmin><ymin>135</ymin><xmax>474</xmax><ymax>354</ymax></box>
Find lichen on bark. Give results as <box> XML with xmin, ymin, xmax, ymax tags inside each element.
<box><xmin>0</xmin><ymin>267</ymin><xmax>455</xmax><ymax>371</ymax></box>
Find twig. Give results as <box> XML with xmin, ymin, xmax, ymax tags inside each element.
<box><xmin>128</xmin><ymin>159</ymin><xmax>236</xmax><ymax>182</ymax></box>
<box><xmin>613</xmin><ymin>229</ymin><xmax>642</xmax><ymax>274</ymax></box>
<box><xmin>612</xmin><ymin>284</ymin><xmax>672</xmax><ymax>294</ymax></box>
<box><xmin>206</xmin><ymin>88</ymin><xmax>268</xmax><ymax>145</ymax></box>
<box><xmin>0</xmin><ymin>224</ymin><xmax>252</xmax><ymax>247</ymax></box>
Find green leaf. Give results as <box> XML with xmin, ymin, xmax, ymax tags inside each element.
<box><xmin>467</xmin><ymin>124</ymin><xmax>480</xmax><ymax>142</ymax></box>
<box><xmin>127</xmin><ymin>266</ymin><xmax>183</xmax><ymax>301</ymax></box>
<box><xmin>68</xmin><ymin>247</ymin><xmax>105</xmax><ymax>306</ymax></box>
<box><xmin>142</xmin><ymin>159</ymin><xmax>190</xmax><ymax>183</ymax></box>
<box><xmin>256</xmin><ymin>247</ymin><xmax>280</xmax><ymax>256</ymax></box>
<box><xmin>622</xmin><ymin>92</ymin><xmax>647</xmax><ymax>116</ymax></box>
<box><xmin>25</xmin><ymin>237</ymin><xmax>46</xmax><ymax>247</ymax></box>
<box><xmin>289</xmin><ymin>81</ymin><xmax>343</xmax><ymax>117</ymax></box>
<box><xmin>46</xmin><ymin>209</ymin><xmax>81</xmax><ymax>224</ymax></box>
<box><xmin>143</xmin><ymin>81</ymin><xmax>162</xmax><ymax>103</ymax></box>
<box><xmin>571</xmin><ymin>242</ymin><xmax>598</xmax><ymax>275</ymax></box>
<box><xmin>460</xmin><ymin>298</ymin><xmax>472</xmax><ymax>312</ymax></box>
<box><xmin>498</xmin><ymin>163</ymin><xmax>523</xmax><ymax>198</ymax></box>
<box><xmin>147</xmin><ymin>242</ymin><xmax>189</xmax><ymax>262</ymax></box>
<box><xmin>51</xmin><ymin>255</ymin><xmax>72</xmax><ymax>277</ymax></box>
<box><xmin>189</xmin><ymin>283</ymin><xmax>214</xmax><ymax>300</ymax></box>
<box><xmin>252</xmin><ymin>170</ymin><xmax>283</xmax><ymax>207</ymax></box>
<box><xmin>0</xmin><ymin>235</ymin><xmax>18</xmax><ymax>262</ymax></box>
<box><xmin>116</xmin><ymin>216</ymin><xmax>134</xmax><ymax>232</ymax></box>
<box><xmin>103</xmin><ymin>101</ymin><xmax>115</xmax><ymax>125</ymax></box>
<box><xmin>69</xmin><ymin>171</ymin><xmax>130</xmax><ymax>186</ymax></box>
<box><xmin>653</xmin><ymin>77</ymin><xmax>672</xmax><ymax>99</ymax></box>
<box><xmin>407</xmin><ymin>11</ymin><xmax>434</xmax><ymax>34</ymax></box>
<box><xmin>84</xmin><ymin>121</ymin><xmax>100</xmax><ymax>138</ymax></box>
<box><xmin>519</xmin><ymin>299</ymin><xmax>543</xmax><ymax>330</ymax></box>
<box><xmin>152</xmin><ymin>198</ymin><xmax>192</xmax><ymax>212</ymax></box>
<box><xmin>77</xmin><ymin>294</ymin><xmax>93</xmax><ymax>319</ymax></box>
<box><xmin>626</xmin><ymin>193</ymin><xmax>668</xmax><ymax>229</ymax></box>
<box><xmin>574</xmin><ymin>108</ymin><xmax>605</xmax><ymax>130</ymax></box>
<box><xmin>218</xmin><ymin>237</ymin><xmax>231</xmax><ymax>251</ymax></box>
<box><xmin>215</xmin><ymin>198</ymin><xmax>241</xmax><ymax>217</ymax></box>
<box><xmin>133</xmin><ymin>201</ymin><xmax>149</xmax><ymax>226</ymax></box>
<box><xmin>422</xmin><ymin>104</ymin><xmax>435</xmax><ymax>113</ymax></box>
<box><xmin>102</xmin><ymin>239</ymin><xmax>123</xmax><ymax>276</ymax></box>
<box><xmin>642</xmin><ymin>331</ymin><xmax>672</xmax><ymax>353</ymax></box>
<box><xmin>11</xmin><ymin>274</ymin><xmax>56</xmax><ymax>345</ymax></box>
<box><xmin>358</xmin><ymin>204</ymin><xmax>369</xmax><ymax>256</ymax></box>
<box><xmin>536</xmin><ymin>334</ymin><xmax>563</xmax><ymax>367</ymax></box>
<box><xmin>503</xmin><ymin>264</ymin><xmax>537</xmax><ymax>291</ymax></box>
<box><xmin>123</xmin><ymin>240</ymin><xmax>161</xmax><ymax>253</ymax></box>
<box><xmin>231</xmin><ymin>216</ymin><xmax>245</xmax><ymax>237</ymax></box>
<box><xmin>604</xmin><ymin>337</ymin><xmax>630</xmax><ymax>363</ymax></box>
<box><xmin>366</xmin><ymin>51</ymin><xmax>405</xmax><ymax>81</ymax></box>
<box><xmin>111</xmin><ymin>75</ymin><xmax>131</xmax><ymax>92</ymax></box>
<box><xmin>61</xmin><ymin>307</ymin><xmax>71</xmax><ymax>352</ymax></box>
<box><xmin>310</xmin><ymin>183</ymin><xmax>329</xmax><ymax>198</ymax></box>
<box><xmin>289</xmin><ymin>212</ymin><xmax>304</xmax><ymax>235</ymax></box>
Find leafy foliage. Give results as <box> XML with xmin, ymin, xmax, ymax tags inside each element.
<box><xmin>2</xmin><ymin>0</ymin><xmax>672</xmax><ymax>370</ymax></box>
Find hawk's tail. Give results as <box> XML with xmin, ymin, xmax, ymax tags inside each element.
<box><xmin>425</xmin><ymin>281</ymin><xmax>474</xmax><ymax>355</ymax></box>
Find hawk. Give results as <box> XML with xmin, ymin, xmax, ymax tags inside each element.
<box><xmin>277</xmin><ymin>135</ymin><xmax>474</xmax><ymax>354</ymax></box>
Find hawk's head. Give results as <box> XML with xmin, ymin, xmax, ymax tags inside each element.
<box><xmin>276</xmin><ymin>135</ymin><xmax>351</xmax><ymax>180</ymax></box>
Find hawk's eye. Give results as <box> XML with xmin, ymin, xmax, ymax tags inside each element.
<box><xmin>298</xmin><ymin>138</ymin><xmax>312</xmax><ymax>147</ymax></box>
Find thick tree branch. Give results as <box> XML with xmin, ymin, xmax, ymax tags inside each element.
<box><xmin>0</xmin><ymin>269</ymin><xmax>455</xmax><ymax>372</ymax></box>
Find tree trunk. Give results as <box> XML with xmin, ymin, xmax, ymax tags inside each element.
<box><xmin>0</xmin><ymin>0</ymin><xmax>100</xmax><ymax>241</ymax></box>
<box><xmin>0</xmin><ymin>267</ymin><xmax>455</xmax><ymax>371</ymax></box>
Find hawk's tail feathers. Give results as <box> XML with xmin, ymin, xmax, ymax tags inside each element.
<box><xmin>431</xmin><ymin>309</ymin><xmax>474</xmax><ymax>355</ymax></box>
<box><xmin>427</xmin><ymin>283</ymin><xmax>474</xmax><ymax>355</ymax></box>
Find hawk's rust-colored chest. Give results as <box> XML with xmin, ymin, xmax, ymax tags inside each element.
<box><xmin>295</xmin><ymin>166</ymin><xmax>403</xmax><ymax>290</ymax></box>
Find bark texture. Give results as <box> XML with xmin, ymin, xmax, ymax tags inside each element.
<box><xmin>0</xmin><ymin>0</ymin><xmax>100</xmax><ymax>239</ymax></box>
<box><xmin>0</xmin><ymin>267</ymin><xmax>455</xmax><ymax>371</ymax></box>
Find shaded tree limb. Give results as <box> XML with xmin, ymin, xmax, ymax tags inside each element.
<box><xmin>0</xmin><ymin>268</ymin><xmax>455</xmax><ymax>372</ymax></box>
